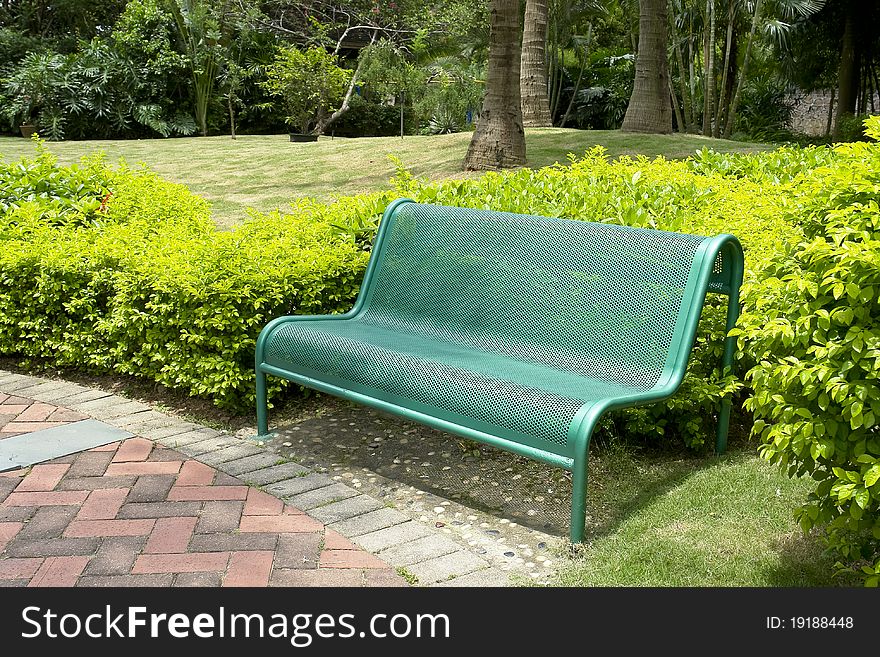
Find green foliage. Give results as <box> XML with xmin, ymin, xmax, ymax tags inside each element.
<box><xmin>0</xmin><ymin>142</ymin><xmax>371</xmax><ymax>410</ymax></box>
<box><xmin>0</xmin><ymin>139</ymin><xmax>111</xmax><ymax>228</ymax></box>
<box><xmin>736</xmin><ymin>116</ymin><xmax>880</xmax><ymax>584</ymax></box>
<box><xmin>262</xmin><ymin>45</ymin><xmax>351</xmax><ymax>134</ymax></box>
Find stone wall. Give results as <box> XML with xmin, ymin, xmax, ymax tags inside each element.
<box><xmin>788</xmin><ymin>89</ymin><xmax>880</xmax><ymax>136</ymax></box>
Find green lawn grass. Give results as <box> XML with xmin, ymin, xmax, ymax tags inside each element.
<box><xmin>0</xmin><ymin>128</ymin><xmax>769</xmax><ymax>229</ymax></box>
<box><xmin>554</xmin><ymin>444</ymin><xmax>853</xmax><ymax>587</ymax></box>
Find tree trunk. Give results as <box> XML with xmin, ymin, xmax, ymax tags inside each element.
<box><xmin>723</xmin><ymin>0</ymin><xmax>762</xmax><ymax>139</ymax></box>
<box><xmin>521</xmin><ymin>0</ymin><xmax>552</xmax><ymax>126</ymax></box>
<box><xmin>701</xmin><ymin>0</ymin><xmax>715</xmax><ymax>136</ymax></box>
<box><xmin>714</xmin><ymin>0</ymin><xmax>735</xmax><ymax>138</ymax></box>
<box><xmin>464</xmin><ymin>0</ymin><xmax>527</xmax><ymax>170</ymax></box>
<box><xmin>834</xmin><ymin>0</ymin><xmax>858</xmax><ymax>136</ymax></box>
<box><xmin>621</xmin><ymin>0</ymin><xmax>672</xmax><ymax>134</ymax></box>
<box><xmin>228</xmin><ymin>94</ymin><xmax>236</xmax><ymax>140</ymax></box>
<box><xmin>669</xmin><ymin>1</ymin><xmax>692</xmax><ymax>132</ymax></box>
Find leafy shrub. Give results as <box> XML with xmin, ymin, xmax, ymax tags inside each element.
<box><xmin>735</xmin><ymin>116</ymin><xmax>880</xmax><ymax>585</ymax></box>
<box><xmin>0</xmin><ymin>144</ymin><xmax>373</xmax><ymax>410</ymax></box>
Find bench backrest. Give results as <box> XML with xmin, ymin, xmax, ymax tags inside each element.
<box><xmin>358</xmin><ymin>201</ymin><xmax>737</xmax><ymax>392</ymax></box>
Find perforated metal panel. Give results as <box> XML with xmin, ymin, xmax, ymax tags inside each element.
<box><xmin>265</xmin><ymin>203</ymin><xmax>715</xmax><ymax>450</ymax></box>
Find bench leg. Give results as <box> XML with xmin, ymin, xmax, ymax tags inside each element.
<box><xmin>570</xmin><ymin>454</ymin><xmax>589</xmax><ymax>543</ymax></box>
<box><xmin>256</xmin><ymin>368</ymin><xmax>270</xmax><ymax>439</ymax></box>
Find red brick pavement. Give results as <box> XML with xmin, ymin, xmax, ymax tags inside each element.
<box><xmin>0</xmin><ymin>395</ymin><xmax>409</xmax><ymax>587</ymax></box>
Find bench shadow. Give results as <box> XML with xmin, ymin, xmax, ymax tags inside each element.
<box><xmin>270</xmin><ymin>396</ymin><xmax>723</xmax><ymax>541</ymax></box>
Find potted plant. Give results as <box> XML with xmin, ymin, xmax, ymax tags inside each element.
<box><xmin>261</xmin><ymin>45</ymin><xmax>351</xmax><ymax>141</ymax></box>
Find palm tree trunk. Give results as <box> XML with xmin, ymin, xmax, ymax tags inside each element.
<box><xmin>464</xmin><ymin>0</ymin><xmax>527</xmax><ymax>170</ymax></box>
<box><xmin>723</xmin><ymin>0</ymin><xmax>762</xmax><ymax>139</ymax></box>
<box><xmin>621</xmin><ymin>0</ymin><xmax>672</xmax><ymax>134</ymax></box>
<box><xmin>833</xmin><ymin>0</ymin><xmax>858</xmax><ymax>137</ymax></box>
<box><xmin>521</xmin><ymin>0</ymin><xmax>552</xmax><ymax>126</ymax></box>
<box><xmin>669</xmin><ymin>1</ymin><xmax>692</xmax><ymax>132</ymax></box>
<box><xmin>713</xmin><ymin>0</ymin><xmax>735</xmax><ymax>138</ymax></box>
<box><xmin>701</xmin><ymin>0</ymin><xmax>715</xmax><ymax>137</ymax></box>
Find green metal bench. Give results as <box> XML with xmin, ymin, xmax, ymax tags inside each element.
<box><xmin>255</xmin><ymin>199</ymin><xmax>744</xmax><ymax>542</ymax></box>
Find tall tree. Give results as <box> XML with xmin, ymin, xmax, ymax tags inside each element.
<box><xmin>520</xmin><ymin>0</ymin><xmax>553</xmax><ymax>126</ymax></box>
<box><xmin>463</xmin><ymin>0</ymin><xmax>526</xmax><ymax>170</ymax></box>
<box><xmin>833</xmin><ymin>0</ymin><xmax>858</xmax><ymax>136</ymax></box>
<box><xmin>621</xmin><ymin>0</ymin><xmax>672</xmax><ymax>133</ymax></box>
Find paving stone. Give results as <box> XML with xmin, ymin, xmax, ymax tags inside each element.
<box><xmin>77</xmin><ymin>574</ymin><xmax>174</xmax><ymax>587</ymax></box>
<box><xmin>274</xmin><ymin>533</ymin><xmax>322</xmax><ymax>569</ymax></box>
<box><xmin>90</xmin><ymin>401</ymin><xmax>153</xmax><ymax>421</ymax></box>
<box><xmin>260</xmin><ymin>475</ymin><xmax>329</xmax><ymax>501</ymax></box>
<box><xmin>175</xmin><ymin>460</ymin><xmax>215</xmax><ymax>486</ymax></box>
<box><xmin>158</xmin><ymin>429</ymin><xmax>222</xmax><ymax>448</ymax></box>
<box><xmin>27</xmin><ymin>384</ymin><xmax>92</xmax><ymax>404</ymax></box>
<box><xmin>175</xmin><ymin>437</ymin><xmax>238</xmax><ymax>458</ymax></box>
<box><xmin>57</xmin><ymin>476</ymin><xmax>138</xmax><ymax>491</ymax></box>
<box><xmin>0</xmin><ymin>376</ymin><xmax>45</xmax><ymax>392</ymax></box>
<box><xmin>29</xmin><ymin>555</ymin><xmax>90</xmax><ymax>587</ymax></box>
<box><xmin>117</xmin><ymin>502</ymin><xmax>203</xmax><ymax>519</ymax></box>
<box><xmin>0</xmin><ymin>506</ymin><xmax>37</xmax><ymax>523</ymax></box>
<box><xmin>430</xmin><ymin>567</ymin><xmax>512</xmax><ymax>587</ymax></box>
<box><xmin>17</xmin><ymin>506</ymin><xmax>79</xmax><ymax>540</ymax></box>
<box><xmin>269</xmin><ymin>569</ymin><xmax>364</xmax><ymax>587</ymax></box>
<box><xmin>285</xmin><ymin>482</ymin><xmax>358</xmax><ymax>511</ymax></box>
<box><xmin>4</xmin><ymin>537</ymin><xmax>100</xmax><ymax>557</ymax></box>
<box><xmin>238</xmin><ymin>514</ymin><xmax>322</xmax><ymax>533</ymax></box>
<box><xmin>309</xmin><ymin>495</ymin><xmax>384</xmax><ymax>525</ymax></box>
<box><xmin>188</xmin><ymin>533</ymin><xmax>279</xmax><ymax>553</ymax></box>
<box><xmin>64</xmin><ymin>452</ymin><xmax>113</xmax><ymax>478</ymax></box>
<box><xmin>220</xmin><ymin>453</ymin><xmax>283</xmax><ymax>476</ymax></box>
<box><xmin>406</xmin><ymin>550</ymin><xmax>489</xmax><ymax>585</ymax></box>
<box><xmin>363</xmin><ymin>570</ymin><xmax>411</xmax><ymax>587</ymax></box>
<box><xmin>173</xmin><ymin>572</ymin><xmax>223</xmax><ymax>587</ymax></box>
<box><xmin>139</xmin><ymin>423</ymin><xmax>203</xmax><ymax>441</ymax></box>
<box><xmin>46</xmin><ymin>389</ymin><xmax>113</xmax><ymax>406</ymax></box>
<box><xmin>319</xmin><ymin>550</ymin><xmax>388</xmax><ymax>569</ymax></box>
<box><xmin>10</xmin><ymin>382</ymin><xmax>71</xmax><ymax>400</ymax></box>
<box><xmin>196</xmin><ymin>501</ymin><xmax>244</xmax><ymax>533</ymax></box>
<box><xmin>327</xmin><ymin>508</ymin><xmax>409</xmax><ymax>536</ymax></box>
<box><xmin>352</xmin><ymin>520</ymin><xmax>435</xmax><ymax>552</ymax></box>
<box><xmin>224</xmin><ymin>551</ymin><xmax>273</xmax><ymax>587</ymax></box>
<box><xmin>126</xmin><ymin>474</ymin><xmax>176</xmax><ymax>503</ymax></box>
<box><xmin>213</xmin><ymin>472</ymin><xmax>244</xmax><ymax>486</ymax></box>
<box><xmin>197</xmin><ymin>444</ymin><xmax>264</xmax><ymax>467</ymax></box>
<box><xmin>110</xmin><ymin>410</ymin><xmax>171</xmax><ymax>429</ymax></box>
<box><xmin>84</xmin><ymin>536</ymin><xmax>148</xmax><ymax>575</ymax></box>
<box><xmin>377</xmin><ymin>535</ymin><xmax>462</xmax><ymax>567</ymax></box>
<box><xmin>132</xmin><ymin>552</ymin><xmax>229</xmax><ymax>574</ymax></box>
<box><xmin>68</xmin><ymin>396</ymin><xmax>134</xmax><ymax>414</ymax></box>
<box><xmin>240</xmin><ymin>462</ymin><xmax>309</xmax><ymax>486</ymax></box>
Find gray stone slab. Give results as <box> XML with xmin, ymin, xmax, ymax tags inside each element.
<box><xmin>329</xmin><ymin>507</ymin><xmax>410</xmax><ymax>538</ymax></box>
<box><xmin>240</xmin><ymin>462</ymin><xmax>309</xmax><ymax>486</ymax></box>
<box><xmin>27</xmin><ymin>384</ymin><xmax>92</xmax><ymax>404</ymax></box>
<box><xmin>197</xmin><ymin>444</ymin><xmax>265</xmax><ymax>467</ymax></box>
<box><xmin>175</xmin><ymin>436</ymin><xmax>238</xmax><ymax>457</ymax></box>
<box><xmin>158</xmin><ymin>428</ymin><xmax>222</xmax><ymax>448</ymax></box>
<box><xmin>90</xmin><ymin>400</ymin><xmax>152</xmax><ymax>420</ymax></box>
<box><xmin>354</xmin><ymin>521</ymin><xmax>436</xmax><ymax>553</ymax></box>
<box><xmin>9</xmin><ymin>381</ymin><xmax>73</xmax><ymax>400</ymax></box>
<box><xmin>139</xmin><ymin>423</ymin><xmax>203</xmax><ymax>441</ymax></box>
<box><xmin>431</xmin><ymin>568</ymin><xmax>512</xmax><ymax>587</ymax></box>
<box><xmin>307</xmin><ymin>494</ymin><xmax>383</xmax><ymax>525</ymax></box>
<box><xmin>285</xmin><ymin>482</ymin><xmax>359</xmax><ymax>511</ymax></box>
<box><xmin>0</xmin><ymin>376</ymin><xmax>44</xmax><ymax>392</ymax></box>
<box><xmin>377</xmin><ymin>535</ymin><xmax>462</xmax><ymax>567</ymax></box>
<box><xmin>406</xmin><ymin>550</ymin><xmax>489</xmax><ymax>584</ymax></box>
<box><xmin>67</xmin><ymin>395</ymin><xmax>131</xmax><ymax>414</ymax></box>
<box><xmin>0</xmin><ymin>419</ymin><xmax>134</xmax><ymax>471</ymax></box>
<box><xmin>0</xmin><ymin>371</ymin><xmax>29</xmax><ymax>386</ymax></box>
<box><xmin>220</xmin><ymin>453</ymin><xmax>283</xmax><ymax>476</ymax></box>
<box><xmin>109</xmin><ymin>410</ymin><xmax>171</xmax><ymax>429</ymax></box>
<box><xmin>45</xmin><ymin>389</ymin><xmax>113</xmax><ymax>406</ymax></box>
<box><xmin>262</xmin><ymin>473</ymin><xmax>335</xmax><ymax>499</ymax></box>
